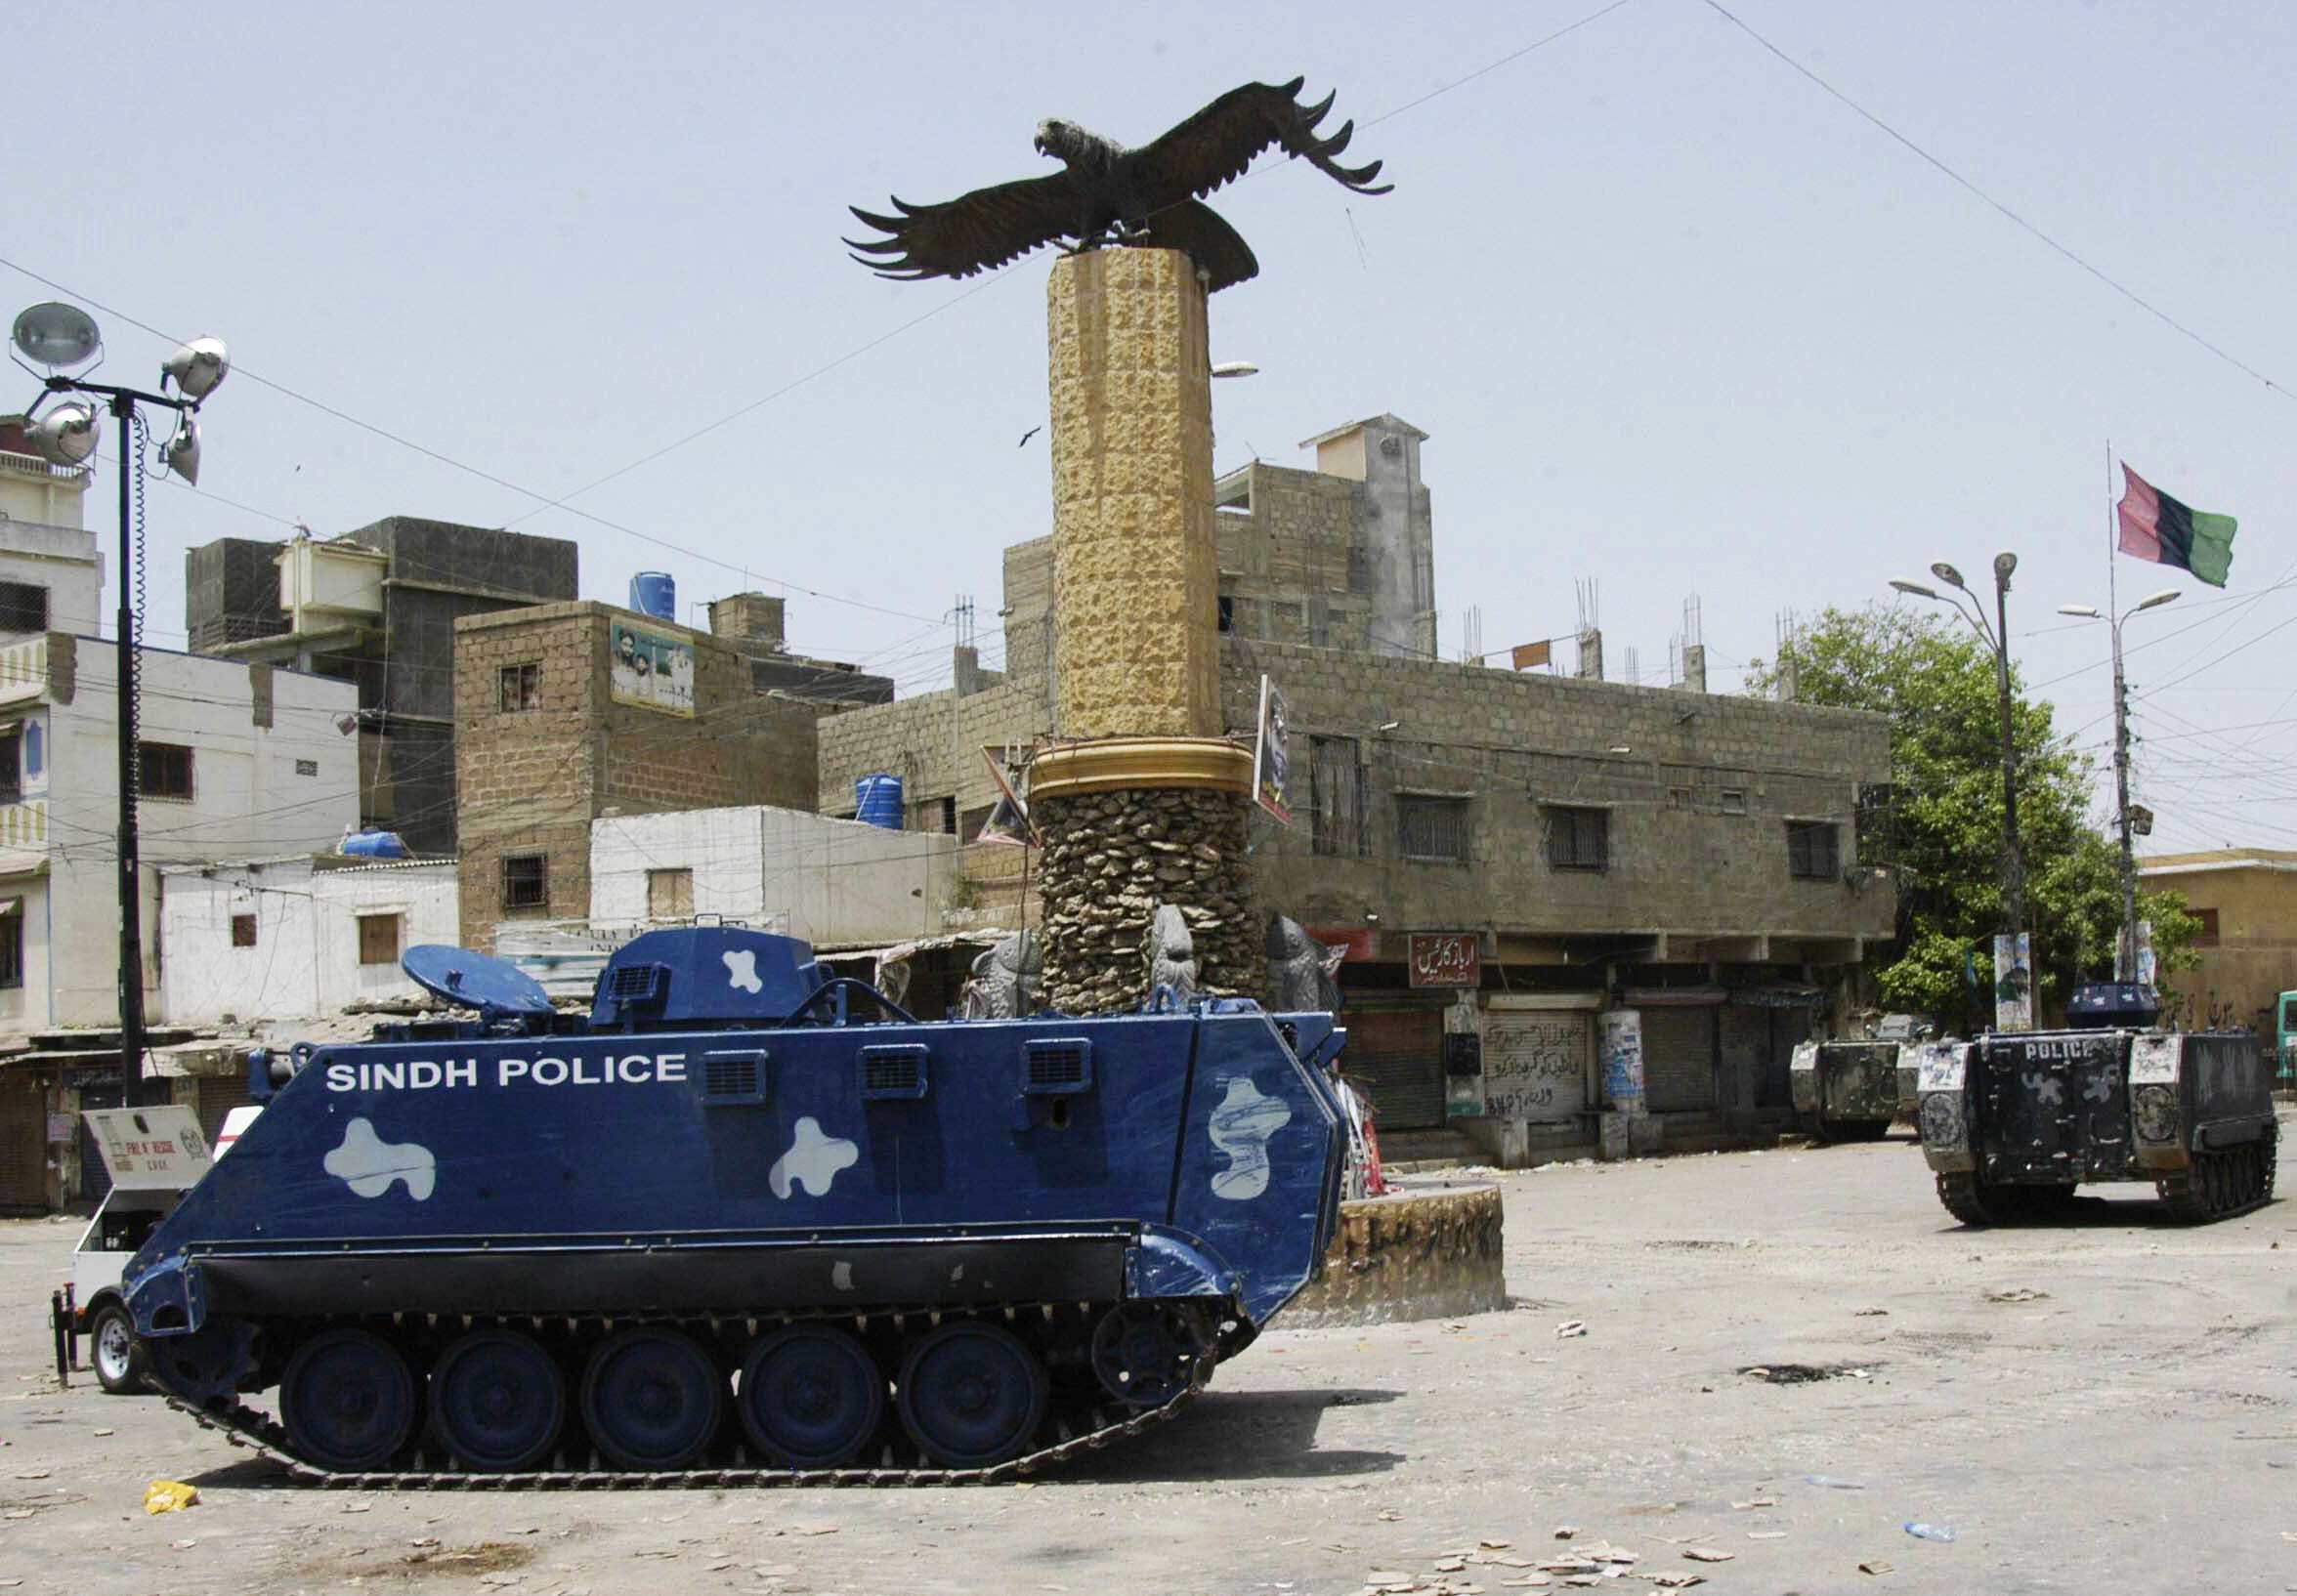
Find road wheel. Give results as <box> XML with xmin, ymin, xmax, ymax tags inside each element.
<box><xmin>738</xmin><ymin>1325</ymin><xmax>884</xmax><ymax>1468</ymax></box>
<box><xmin>89</xmin><ymin>1301</ymin><xmax>147</xmax><ymax>1396</ymax></box>
<box><xmin>280</xmin><ymin>1328</ymin><xmax>417</xmax><ymax>1472</ymax></box>
<box><xmin>430</xmin><ymin>1329</ymin><xmax>566</xmax><ymax>1472</ymax></box>
<box><xmin>580</xmin><ymin>1328</ymin><xmax>723</xmax><ymax>1471</ymax></box>
<box><xmin>896</xmin><ymin>1322</ymin><xmax>1047</xmax><ymax>1468</ymax></box>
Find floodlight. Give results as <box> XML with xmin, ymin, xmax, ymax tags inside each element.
<box><xmin>2057</xmin><ymin>604</ymin><xmax>2101</xmax><ymax>618</ymax></box>
<box><xmin>161</xmin><ymin>336</ymin><xmax>230</xmax><ymax>401</ymax></box>
<box><xmin>1930</xmin><ymin>562</ymin><xmax>1967</xmax><ymax>589</ymax></box>
<box><xmin>1889</xmin><ymin>577</ymin><xmax>1939</xmax><ymax>600</ymax></box>
<box><xmin>10</xmin><ymin>302</ymin><xmax>101</xmax><ymax>368</ymax></box>
<box><xmin>162</xmin><ymin>414</ymin><xmax>201</xmax><ymax>485</ymax></box>
<box><xmin>1211</xmin><ymin>360</ymin><xmax>1258</xmax><ymax>378</ymax></box>
<box><xmin>28</xmin><ymin>399</ymin><xmax>101</xmax><ymax>466</ymax></box>
<box><xmin>1994</xmin><ymin>551</ymin><xmax>2019</xmax><ymax>580</ymax></box>
<box><xmin>2134</xmin><ymin>588</ymin><xmax>2180</xmax><ymax>613</ymax></box>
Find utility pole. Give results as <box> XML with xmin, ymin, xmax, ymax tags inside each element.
<box><xmin>2110</xmin><ymin>628</ymin><xmax>2138</xmax><ymax>979</ymax></box>
<box><xmin>1991</xmin><ymin>555</ymin><xmax>2025</xmax><ymax>937</ymax></box>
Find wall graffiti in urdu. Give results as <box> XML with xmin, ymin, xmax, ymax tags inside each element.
<box><xmin>1481</xmin><ymin>1015</ymin><xmax>1586</xmax><ymax>1121</ymax></box>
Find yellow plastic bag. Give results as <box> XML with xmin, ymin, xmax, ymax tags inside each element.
<box><xmin>144</xmin><ymin>1480</ymin><xmax>198</xmax><ymax>1515</ymax></box>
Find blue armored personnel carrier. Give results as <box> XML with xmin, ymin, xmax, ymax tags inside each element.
<box><xmin>119</xmin><ymin>926</ymin><xmax>1347</xmax><ymax>1484</ymax></box>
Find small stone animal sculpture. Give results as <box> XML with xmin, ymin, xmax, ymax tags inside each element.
<box><xmin>1266</xmin><ymin>913</ymin><xmax>1344</xmax><ymax>1013</ymax></box>
<box><xmin>1144</xmin><ymin>903</ymin><xmax>1199</xmax><ymax>1005</ymax></box>
<box><xmin>959</xmin><ymin>929</ymin><xmax>1042</xmax><ymax>1019</ymax></box>
<box><xmin>846</xmin><ymin>78</ymin><xmax>1392</xmax><ymax>293</ymax></box>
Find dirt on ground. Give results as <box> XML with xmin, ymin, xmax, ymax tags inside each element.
<box><xmin>1</xmin><ymin>1119</ymin><xmax>2289</xmax><ymax>1595</ymax></box>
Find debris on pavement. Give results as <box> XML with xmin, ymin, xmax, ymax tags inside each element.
<box><xmin>142</xmin><ymin>1480</ymin><xmax>198</xmax><ymax>1515</ymax></box>
<box><xmin>1903</xmin><ymin>1522</ymin><xmax>1955</xmax><ymax>1542</ymax></box>
<box><xmin>1555</xmin><ymin>1321</ymin><xmax>1588</xmax><ymax>1339</ymax></box>
<box><xmin>1858</xmin><ymin>1560</ymin><xmax>1896</xmax><ymax>1575</ymax></box>
<box><xmin>1806</xmin><ymin>1475</ymin><xmax>1866</xmax><ymax>1490</ymax></box>
<box><xmin>1983</xmin><ymin>1286</ymin><xmax>2049</xmax><ymax>1304</ymax></box>
<box><xmin>1681</xmin><ymin>1547</ymin><xmax>1733</xmax><ymax>1563</ymax></box>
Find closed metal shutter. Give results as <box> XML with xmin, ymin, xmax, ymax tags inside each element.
<box><xmin>1343</xmin><ymin>1006</ymin><xmax>1448</xmax><ymax>1130</ymax></box>
<box><xmin>1719</xmin><ymin>1005</ymin><xmax>1768</xmax><ymax>1112</ymax></box>
<box><xmin>195</xmin><ymin>1075</ymin><xmax>254</xmax><ymax>1145</ymax></box>
<box><xmin>1482</xmin><ymin>1012</ymin><xmax>1591</xmax><ymax>1123</ymax></box>
<box><xmin>1640</xmin><ymin>1005</ymin><xmax>1718</xmax><ymax>1112</ymax></box>
<box><xmin>0</xmin><ymin>1081</ymin><xmax>44</xmax><ymax>1210</ymax></box>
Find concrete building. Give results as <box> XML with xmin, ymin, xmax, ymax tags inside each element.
<box><xmin>2137</xmin><ymin>849</ymin><xmax>2297</xmax><ymax>1034</ymax></box>
<box><xmin>158</xmin><ymin>855</ymin><xmax>459</xmax><ymax>1028</ymax></box>
<box><xmin>590</xmin><ymin>804</ymin><xmax>957</xmax><ymax>951</ymax></box>
<box><xmin>186</xmin><ymin>519</ymin><xmax>581</xmax><ymax>855</ymax></box>
<box><xmin>703</xmin><ymin>591</ymin><xmax>898</xmax><ymax>707</ymax></box>
<box><xmin>453</xmin><ymin>601</ymin><xmax>826</xmax><ymax>951</ymax></box>
<box><xmin>819</xmin><ymin>414</ymin><xmax>1895</xmax><ymax>1160</ymax></box>
<box><xmin>0</xmin><ymin>424</ymin><xmax>103</xmax><ymax>640</ymax></box>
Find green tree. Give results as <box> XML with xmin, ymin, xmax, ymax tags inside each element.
<box><xmin>1747</xmin><ymin>606</ymin><xmax>2196</xmax><ymax>1028</ymax></box>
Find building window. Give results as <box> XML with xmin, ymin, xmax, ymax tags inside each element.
<box><xmin>0</xmin><ymin>582</ymin><xmax>47</xmax><ymax>634</ymax></box>
<box><xmin>2191</xmin><ymin>906</ymin><xmax>2220</xmax><ymax>947</ymax></box>
<box><xmin>1720</xmin><ymin>787</ymin><xmax>1748</xmax><ymax>815</ymax></box>
<box><xmin>1787</xmin><ymin>820</ymin><xmax>1840</xmax><ymax>880</ymax></box>
<box><xmin>1397</xmin><ymin>794</ymin><xmax>1471</xmax><ymax>863</ymax></box>
<box><xmin>0</xmin><ymin>728</ymin><xmax>19</xmax><ymax>804</ymax></box>
<box><xmin>230</xmin><ymin>912</ymin><xmax>257</xmax><ymax>948</ymax></box>
<box><xmin>1544</xmin><ymin>805</ymin><xmax>1609</xmax><ymax>872</ymax></box>
<box><xmin>1217</xmin><ymin>595</ymin><xmax>1235</xmax><ymax>633</ymax></box>
<box><xmin>1310</xmin><ymin>735</ymin><xmax>1365</xmax><ymax>858</ymax></box>
<box><xmin>502</xmin><ymin>854</ymin><xmax>548</xmax><ymax>911</ymax></box>
<box><xmin>358</xmin><ymin>913</ymin><xmax>402</xmax><ymax>966</ymax></box>
<box><xmin>647</xmin><ymin>867</ymin><xmax>695</xmax><ymax>920</ymax></box>
<box><xmin>140</xmin><ymin>742</ymin><xmax>194</xmax><ymax>801</ymax></box>
<box><xmin>498</xmin><ymin>662</ymin><xmax>541</xmax><ymax>712</ymax></box>
<box><xmin>0</xmin><ymin>909</ymin><xmax>19</xmax><ymax>989</ymax></box>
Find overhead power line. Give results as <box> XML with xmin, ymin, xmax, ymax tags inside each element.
<box><xmin>1699</xmin><ymin>0</ymin><xmax>2292</xmax><ymax>402</ymax></box>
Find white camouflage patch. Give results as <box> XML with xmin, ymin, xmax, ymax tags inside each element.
<box><xmin>1209</xmin><ymin>1077</ymin><xmax>1292</xmax><ymax>1201</ymax></box>
<box><xmin>769</xmin><ymin>1115</ymin><xmax>859</xmax><ymax>1198</ymax></box>
<box><xmin>723</xmin><ymin>949</ymin><xmax>763</xmax><ymax>994</ymax></box>
<box><xmin>322</xmin><ymin>1116</ymin><xmax>436</xmax><ymax>1201</ymax></box>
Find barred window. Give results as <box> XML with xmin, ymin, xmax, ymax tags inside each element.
<box><xmin>1310</xmin><ymin>735</ymin><xmax>1365</xmax><ymax>858</ymax></box>
<box><xmin>1397</xmin><ymin>794</ymin><xmax>1470</xmax><ymax>863</ymax></box>
<box><xmin>1544</xmin><ymin>806</ymin><xmax>1608</xmax><ymax>872</ymax></box>
<box><xmin>0</xmin><ymin>582</ymin><xmax>47</xmax><ymax>634</ymax></box>
<box><xmin>141</xmin><ymin>742</ymin><xmax>194</xmax><ymax>801</ymax></box>
<box><xmin>498</xmin><ymin>662</ymin><xmax>541</xmax><ymax>712</ymax></box>
<box><xmin>502</xmin><ymin>854</ymin><xmax>548</xmax><ymax>911</ymax></box>
<box><xmin>1787</xmin><ymin>821</ymin><xmax>1840</xmax><ymax>880</ymax></box>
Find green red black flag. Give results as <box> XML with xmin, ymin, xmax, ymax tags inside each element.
<box><xmin>2117</xmin><ymin>463</ymin><xmax>2236</xmax><ymax>588</ymax></box>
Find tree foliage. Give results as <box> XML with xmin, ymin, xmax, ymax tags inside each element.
<box><xmin>1747</xmin><ymin>606</ymin><xmax>2196</xmax><ymax>1027</ymax></box>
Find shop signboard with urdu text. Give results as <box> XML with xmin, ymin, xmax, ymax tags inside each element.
<box><xmin>1407</xmin><ymin>931</ymin><xmax>1480</xmax><ymax>988</ymax></box>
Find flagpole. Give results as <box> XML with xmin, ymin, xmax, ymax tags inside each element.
<box><xmin>2106</xmin><ymin>440</ymin><xmax>2119</xmax><ymax>632</ymax></box>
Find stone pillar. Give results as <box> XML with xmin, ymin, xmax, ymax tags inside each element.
<box><xmin>1035</xmin><ymin>249</ymin><xmax>1257</xmax><ymax>1014</ymax></box>
<box><xmin>1046</xmin><ymin>249</ymin><xmax>1219</xmax><ymax>740</ymax></box>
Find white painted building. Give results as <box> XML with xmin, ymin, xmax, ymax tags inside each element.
<box><xmin>0</xmin><ymin>441</ymin><xmax>103</xmax><ymax>640</ymax></box>
<box><xmin>159</xmin><ymin>856</ymin><xmax>459</xmax><ymax>1027</ymax></box>
<box><xmin>0</xmin><ymin>632</ymin><xmax>360</xmax><ymax>1035</ymax></box>
<box><xmin>589</xmin><ymin>805</ymin><xmax>959</xmax><ymax>950</ymax></box>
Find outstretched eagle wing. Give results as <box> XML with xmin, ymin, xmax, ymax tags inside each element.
<box><xmin>845</xmin><ymin>170</ymin><xmax>1081</xmax><ymax>281</ymax></box>
<box><xmin>1127</xmin><ymin>78</ymin><xmax>1392</xmax><ymax>209</ymax></box>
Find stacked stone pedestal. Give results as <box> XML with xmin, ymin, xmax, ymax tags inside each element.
<box><xmin>1037</xmin><ymin>781</ymin><xmax>1258</xmax><ymax>1015</ymax></box>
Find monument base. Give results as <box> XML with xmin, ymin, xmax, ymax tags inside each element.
<box><xmin>1276</xmin><ymin>1180</ymin><xmax>1508</xmax><ymax>1328</ymax></box>
<box><xmin>1033</xmin><ymin>738</ymin><xmax>1258</xmax><ymax>1015</ymax></box>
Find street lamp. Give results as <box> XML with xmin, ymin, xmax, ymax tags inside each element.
<box><xmin>2057</xmin><ymin>586</ymin><xmax>2180</xmax><ymax>980</ymax></box>
<box><xmin>11</xmin><ymin>303</ymin><xmax>228</xmax><ymax>1101</ymax></box>
<box><xmin>1888</xmin><ymin>551</ymin><xmax>2027</xmax><ymax>938</ymax></box>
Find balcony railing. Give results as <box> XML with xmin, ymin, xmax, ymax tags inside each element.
<box><xmin>0</xmin><ymin>449</ymin><xmax>92</xmax><ymax>488</ymax></box>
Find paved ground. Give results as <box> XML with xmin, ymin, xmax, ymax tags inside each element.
<box><xmin>1</xmin><ymin>1123</ymin><xmax>2290</xmax><ymax>1596</ymax></box>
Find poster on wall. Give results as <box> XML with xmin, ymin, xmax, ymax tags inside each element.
<box><xmin>1992</xmin><ymin>932</ymin><xmax>2034</xmax><ymax>1032</ymax></box>
<box><xmin>1251</xmin><ymin>674</ymin><xmax>1292</xmax><ymax>823</ymax></box>
<box><xmin>1599</xmin><ymin>1009</ymin><xmax>1644</xmax><ymax>1108</ymax></box>
<box><xmin>610</xmin><ymin>624</ymin><xmax>696</xmax><ymax>717</ymax></box>
<box><xmin>2135</xmin><ymin>920</ymin><xmax>2157</xmax><ymax>987</ymax></box>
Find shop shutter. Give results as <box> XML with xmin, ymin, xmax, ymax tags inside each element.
<box><xmin>195</xmin><ymin>1074</ymin><xmax>255</xmax><ymax>1145</ymax></box>
<box><xmin>1720</xmin><ymin>1005</ymin><xmax>1769</xmax><ymax>1112</ymax></box>
<box><xmin>0</xmin><ymin>1083</ymin><xmax>44</xmax><ymax>1210</ymax></box>
<box><xmin>1343</xmin><ymin>1006</ymin><xmax>1448</xmax><ymax>1130</ymax></box>
<box><xmin>1481</xmin><ymin>1012</ymin><xmax>1591</xmax><ymax>1123</ymax></box>
<box><xmin>1639</xmin><ymin>1005</ymin><xmax>1718</xmax><ymax>1112</ymax></box>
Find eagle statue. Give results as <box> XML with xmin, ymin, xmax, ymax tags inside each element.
<box><xmin>846</xmin><ymin>78</ymin><xmax>1391</xmax><ymax>293</ymax></box>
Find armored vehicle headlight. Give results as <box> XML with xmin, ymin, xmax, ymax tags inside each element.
<box><xmin>1918</xmin><ymin>1092</ymin><xmax>1964</xmax><ymax>1147</ymax></box>
<box><xmin>2133</xmin><ymin>1083</ymin><xmax>2179</xmax><ymax>1143</ymax></box>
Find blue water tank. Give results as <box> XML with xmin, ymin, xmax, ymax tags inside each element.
<box><xmin>338</xmin><ymin>828</ymin><xmax>410</xmax><ymax>860</ymax></box>
<box><xmin>628</xmin><ymin>571</ymin><xmax>675</xmax><ymax>621</ymax></box>
<box><xmin>855</xmin><ymin>773</ymin><xmax>905</xmax><ymax>830</ymax></box>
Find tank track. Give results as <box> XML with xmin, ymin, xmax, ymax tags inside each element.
<box><xmin>2157</xmin><ymin>1123</ymin><xmax>2278</xmax><ymax>1224</ymax></box>
<box><xmin>1933</xmin><ymin>1173</ymin><xmax>2078</xmax><ymax>1227</ymax></box>
<box><xmin>151</xmin><ymin>1301</ymin><xmax>1207</xmax><ymax>1490</ymax></box>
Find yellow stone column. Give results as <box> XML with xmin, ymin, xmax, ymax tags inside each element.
<box><xmin>1046</xmin><ymin>248</ymin><xmax>1219</xmax><ymax>740</ymax></box>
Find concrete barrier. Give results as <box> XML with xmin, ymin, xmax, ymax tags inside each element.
<box><xmin>1276</xmin><ymin>1178</ymin><xmax>1507</xmax><ymax>1328</ymax></box>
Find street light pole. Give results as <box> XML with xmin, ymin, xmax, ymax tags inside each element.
<box><xmin>1989</xmin><ymin>555</ymin><xmax>2025</xmax><ymax>936</ymax></box>
<box><xmin>12</xmin><ymin>305</ymin><xmax>226</xmax><ymax>1102</ymax></box>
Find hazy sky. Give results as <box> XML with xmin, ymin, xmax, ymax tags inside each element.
<box><xmin>9</xmin><ymin>1</ymin><xmax>2291</xmax><ymax>854</ymax></box>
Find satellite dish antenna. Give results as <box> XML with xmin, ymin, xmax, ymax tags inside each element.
<box><xmin>402</xmin><ymin>944</ymin><xmax>555</xmax><ymax>1022</ymax></box>
<box><xmin>11</xmin><ymin>302</ymin><xmax>102</xmax><ymax>369</ymax></box>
